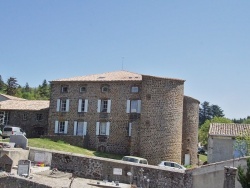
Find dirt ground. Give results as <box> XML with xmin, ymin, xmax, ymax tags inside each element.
<box><xmin>7</xmin><ymin>168</ymin><xmax>132</xmax><ymax>188</ymax></box>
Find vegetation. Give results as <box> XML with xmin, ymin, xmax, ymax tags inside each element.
<box><xmin>0</xmin><ymin>75</ymin><xmax>50</xmax><ymax>100</ymax></box>
<box><xmin>237</xmin><ymin>158</ymin><xmax>250</xmax><ymax>188</ymax></box>
<box><xmin>28</xmin><ymin>138</ymin><xmax>123</xmax><ymax>160</ymax></box>
<box><xmin>198</xmin><ymin>116</ymin><xmax>232</xmax><ymax>147</ymax></box>
<box><xmin>199</xmin><ymin>101</ymin><xmax>224</xmax><ymax>127</ymax></box>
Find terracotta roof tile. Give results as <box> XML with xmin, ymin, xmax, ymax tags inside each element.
<box><xmin>52</xmin><ymin>70</ymin><xmax>142</xmax><ymax>82</ymax></box>
<box><xmin>0</xmin><ymin>94</ymin><xmax>27</xmax><ymax>101</ymax></box>
<box><xmin>209</xmin><ymin>123</ymin><xmax>250</xmax><ymax>137</ymax></box>
<box><xmin>0</xmin><ymin>100</ymin><xmax>49</xmax><ymax>111</ymax></box>
<box><xmin>51</xmin><ymin>70</ymin><xmax>185</xmax><ymax>82</ymax></box>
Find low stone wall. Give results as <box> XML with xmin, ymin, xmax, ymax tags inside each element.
<box><xmin>42</xmin><ymin>135</ymin><xmax>85</xmax><ymax>148</ymax></box>
<box><xmin>29</xmin><ymin>148</ymin><xmax>191</xmax><ymax>188</ymax></box>
<box><xmin>0</xmin><ymin>176</ymin><xmax>51</xmax><ymax>188</ymax></box>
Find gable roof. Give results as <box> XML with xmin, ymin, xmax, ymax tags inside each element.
<box><xmin>0</xmin><ymin>94</ymin><xmax>27</xmax><ymax>101</ymax></box>
<box><xmin>209</xmin><ymin>123</ymin><xmax>250</xmax><ymax>137</ymax></box>
<box><xmin>0</xmin><ymin>100</ymin><xmax>49</xmax><ymax>111</ymax></box>
<box><xmin>52</xmin><ymin>70</ymin><xmax>185</xmax><ymax>82</ymax></box>
<box><xmin>53</xmin><ymin>70</ymin><xmax>142</xmax><ymax>82</ymax></box>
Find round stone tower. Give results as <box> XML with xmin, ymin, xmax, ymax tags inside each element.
<box><xmin>182</xmin><ymin>96</ymin><xmax>200</xmax><ymax>166</ymax></box>
<box><xmin>139</xmin><ymin>75</ymin><xmax>185</xmax><ymax>165</ymax></box>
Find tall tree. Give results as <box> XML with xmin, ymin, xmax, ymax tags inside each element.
<box><xmin>199</xmin><ymin>101</ymin><xmax>212</xmax><ymax>126</ymax></box>
<box><xmin>210</xmin><ymin>105</ymin><xmax>224</xmax><ymax>118</ymax></box>
<box><xmin>0</xmin><ymin>75</ymin><xmax>5</xmax><ymax>92</ymax></box>
<box><xmin>38</xmin><ymin>79</ymin><xmax>50</xmax><ymax>99</ymax></box>
<box><xmin>5</xmin><ymin>77</ymin><xmax>19</xmax><ymax>96</ymax></box>
<box><xmin>199</xmin><ymin>101</ymin><xmax>224</xmax><ymax>126</ymax></box>
<box><xmin>24</xmin><ymin>82</ymin><xmax>30</xmax><ymax>92</ymax></box>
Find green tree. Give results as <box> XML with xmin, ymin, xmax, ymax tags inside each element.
<box><xmin>199</xmin><ymin>116</ymin><xmax>232</xmax><ymax>146</ymax></box>
<box><xmin>37</xmin><ymin>79</ymin><xmax>50</xmax><ymax>99</ymax></box>
<box><xmin>199</xmin><ymin>101</ymin><xmax>224</xmax><ymax>127</ymax></box>
<box><xmin>237</xmin><ymin>158</ymin><xmax>250</xmax><ymax>188</ymax></box>
<box><xmin>199</xmin><ymin>101</ymin><xmax>212</xmax><ymax>126</ymax></box>
<box><xmin>0</xmin><ymin>75</ymin><xmax>5</xmax><ymax>92</ymax></box>
<box><xmin>243</xmin><ymin>117</ymin><xmax>250</xmax><ymax>124</ymax></box>
<box><xmin>5</xmin><ymin>77</ymin><xmax>19</xmax><ymax>95</ymax></box>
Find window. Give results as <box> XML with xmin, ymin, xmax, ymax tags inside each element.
<box><xmin>80</xmin><ymin>86</ymin><xmax>86</xmax><ymax>93</ymax></box>
<box><xmin>126</xmin><ymin>100</ymin><xmax>141</xmax><ymax>113</ymax></box>
<box><xmin>36</xmin><ymin>114</ymin><xmax>43</xmax><ymax>121</ymax></box>
<box><xmin>78</xmin><ymin>99</ymin><xmax>88</xmax><ymax>112</ymax></box>
<box><xmin>61</xmin><ymin>85</ymin><xmax>68</xmax><ymax>93</ymax></box>
<box><xmin>0</xmin><ymin>111</ymin><xmax>9</xmax><ymax>125</ymax></box>
<box><xmin>54</xmin><ymin>121</ymin><xmax>68</xmax><ymax>134</ymax></box>
<box><xmin>74</xmin><ymin>121</ymin><xmax>87</xmax><ymax>136</ymax></box>
<box><xmin>131</xmin><ymin>86</ymin><xmax>139</xmax><ymax>93</ymax></box>
<box><xmin>23</xmin><ymin>113</ymin><xmax>28</xmax><ymax>120</ymax></box>
<box><xmin>97</xmin><ymin>99</ymin><xmax>111</xmax><ymax>113</ymax></box>
<box><xmin>96</xmin><ymin>122</ymin><xmax>110</xmax><ymax>136</ymax></box>
<box><xmin>101</xmin><ymin>85</ymin><xmax>109</xmax><ymax>92</ymax></box>
<box><xmin>56</xmin><ymin>99</ymin><xmax>69</xmax><ymax>112</ymax></box>
<box><xmin>61</xmin><ymin>99</ymin><xmax>67</xmax><ymax>111</ymax></box>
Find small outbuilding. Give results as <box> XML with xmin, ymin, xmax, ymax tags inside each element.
<box><xmin>208</xmin><ymin>123</ymin><xmax>250</xmax><ymax>163</ymax></box>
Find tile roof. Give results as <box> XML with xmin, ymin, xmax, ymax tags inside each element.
<box><xmin>209</xmin><ymin>123</ymin><xmax>250</xmax><ymax>137</ymax></box>
<box><xmin>53</xmin><ymin>70</ymin><xmax>142</xmax><ymax>82</ymax></box>
<box><xmin>0</xmin><ymin>94</ymin><xmax>27</xmax><ymax>101</ymax></box>
<box><xmin>52</xmin><ymin>70</ymin><xmax>185</xmax><ymax>82</ymax></box>
<box><xmin>0</xmin><ymin>100</ymin><xmax>49</xmax><ymax>111</ymax></box>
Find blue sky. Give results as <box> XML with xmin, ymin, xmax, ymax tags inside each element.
<box><xmin>1</xmin><ymin>1</ymin><xmax>250</xmax><ymax>119</ymax></box>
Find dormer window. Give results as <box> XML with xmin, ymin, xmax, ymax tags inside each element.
<box><xmin>101</xmin><ymin>85</ymin><xmax>109</xmax><ymax>92</ymax></box>
<box><xmin>61</xmin><ymin>85</ymin><xmax>68</xmax><ymax>93</ymax></box>
<box><xmin>131</xmin><ymin>86</ymin><xmax>139</xmax><ymax>93</ymax></box>
<box><xmin>80</xmin><ymin>86</ymin><xmax>87</xmax><ymax>93</ymax></box>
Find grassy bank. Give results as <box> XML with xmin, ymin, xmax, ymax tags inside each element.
<box><xmin>28</xmin><ymin>138</ymin><xmax>123</xmax><ymax>160</ymax></box>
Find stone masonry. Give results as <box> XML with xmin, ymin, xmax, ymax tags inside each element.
<box><xmin>47</xmin><ymin>71</ymin><xmax>199</xmax><ymax>165</ymax></box>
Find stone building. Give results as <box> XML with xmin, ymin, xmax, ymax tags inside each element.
<box><xmin>0</xmin><ymin>94</ymin><xmax>49</xmax><ymax>137</ymax></box>
<box><xmin>208</xmin><ymin>123</ymin><xmax>250</xmax><ymax>163</ymax></box>
<box><xmin>47</xmin><ymin>70</ymin><xmax>199</xmax><ymax>165</ymax></box>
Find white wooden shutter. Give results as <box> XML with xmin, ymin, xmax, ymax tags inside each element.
<box><xmin>83</xmin><ymin>122</ymin><xmax>87</xmax><ymax>135</ymax></box>
<box><xmin>107</xmin><ymin>100</ymin><xmax>111</xmax><ymax>113</ymax></box>
<box><xmin>73</xmin><ymin>121</ymin><xmax>77</xmax><ymax>135</ymax></box>
<box><xmin>137</xmin><ymin>100</ymin><xmax>141</xmax><ymax>113</ymax></box>
<box><xmin>129</xmin><ymin>123</ymin><xmax>132</xmax><ymax>136</ymax></box>
<box><xmin>106</xmin><ymin>122</ymin><xmax>110</xmax><ymax>136</ymax></box>
<box><xmin>126</xmin><ymin>100</ymin><xmax>130</xmax><ymax>113</ymax></box>
<box><xmin>78</xmin><ymin>99</ymin><xmax>82</xmax><ymax>112</ymax></box>
<box><xmin>84</xmin><ymin>99</ymin><xmax>88</xmax><ymax>112</ymax></box>
<box><xmin>66</xmin><ymin>99</ymin><xmax>70</xmax><ymax>112</ymax></box>
<box><xmin>56</xmin><ymin>99</ymin><xmax>60</xmax><ymax>112</ymax></box>
<box><xmin>96</xmin><ymin>122</ymin><xmax>100</xmax><ymax>135</ymax></box>
<box><xmin>54</xmin><ymin>121</ymin><xmax>59</xmax><ymax>133</ymax></box>
<box><xmin>97</xmin><ymin>100</ymin><xmax>101</xmax><ymax>112</ymax></box>
<box><xmin>64</xmin><ymin>121</ymin><xmax>68</xmax><ymax>134</ymax></box>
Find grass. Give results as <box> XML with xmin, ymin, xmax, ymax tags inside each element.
<box><xmin>199</xmin><ymin>154</ymin><xmax>207</xmax><ymax>163</ymax></box>
<box><xmin>28</xmin><ymin>138</ymin><xmax>123</xmax><ymax>160</ymax></box>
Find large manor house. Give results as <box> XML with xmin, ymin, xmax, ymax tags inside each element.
<box><xmin>0</xmin><ymin>70</ymin><xmax>199</xmax><ymax>165</ymax></box>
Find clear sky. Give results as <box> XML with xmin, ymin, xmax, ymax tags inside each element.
<box><xmin>1</xmin><ymin>1</ymin><xmax>250</xmax><ymax>119</ymax></box>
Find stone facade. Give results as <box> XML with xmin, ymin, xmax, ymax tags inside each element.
<box><xmin>47</xmin><ymin>71</ymin><xmax>199</xmax><ymax>165</ymax></box>
<box><xmin>182</xmin><ymin>96</ymin><xmax>200</xmax><ymax>165</ymax></box>
<box><xmin>3</xmin><ymin>109</ymin><xmax>49</xmax><ymax>137</ymax></box>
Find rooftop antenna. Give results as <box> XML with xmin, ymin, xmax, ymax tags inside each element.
<box><xmin>122</xmin><ymin>57</ymin><xmax>124</xmax><ymax>70</ymax></box>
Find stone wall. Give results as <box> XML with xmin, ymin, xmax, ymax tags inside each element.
<box><xmin>48</xmin><ymin>80</ymin><xmax>141</xmax><ymax>155</ymax></box>
<box><xmin>0</xmin><ymin>176</ymin><xmax>51</xmax><ymax>188</ymax></box>
<box><xmin>29</xmin><ymin>148</ymin><xmax>191</xmax><ymax>188</ymax></box>
<box><xmin>140</xmin><ymin>75</ymin><xmax>185</xmax><ymax>165</ymax></box>
<box><xmin>208</xmin><ymin>136</ymin><xmax>235</xmax><ymax>163</ymax></box>
<box><xmin>6</xmin><ymin>109</ymin><xmax>49</xmax><ymax>138</ymax></box>
<box><xmin>182</xmin><ymin>96</ymin><xmax>200</xmax><ymax>165</ymax></box>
